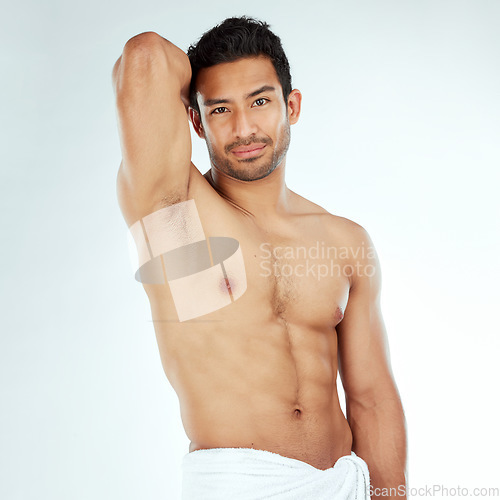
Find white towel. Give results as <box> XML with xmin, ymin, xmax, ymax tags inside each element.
<box><xmin>181</xmin><ymin>447</ymin><xmax>370</xmax><ymax>499</ymax></box>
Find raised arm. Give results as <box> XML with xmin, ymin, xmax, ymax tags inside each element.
<box><xmin>112</xmin><ymin>32</ymin><xmax>193</xmax><ymax>225</ymax></box>
<box><xmin>337</xmin><ymin>223</ymin><xmax>407</xmax><ymax>499</ymax></box>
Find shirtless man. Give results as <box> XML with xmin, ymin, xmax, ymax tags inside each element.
<box><xmin>112</xmin><ymin>16</ymin><xmax>407</xmax><ymax>499</ymax></box>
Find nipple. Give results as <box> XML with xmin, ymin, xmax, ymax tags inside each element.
<box><xmin>219</xmin><ymin>276</ymin><xmax>236</xmax><ymax>298</ymax></box>
<box><xmin>335</xmin><ymin>306</ymin><xmax>344</xmax><ymax>322</ymax></box>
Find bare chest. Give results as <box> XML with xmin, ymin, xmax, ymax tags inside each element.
<box><xmin>231</xmin><ymin>232</ymin><xmax>350</xmax><ymax>329</ymax></box>
<box><xmin>141</xmin><ymin>203</ymin><xmax>350</xmax><ymax>329</ymax></box>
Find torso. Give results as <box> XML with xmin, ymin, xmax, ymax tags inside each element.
<box><xmin>132</xmin><ymin>166</ymin><xmax>355</xmax><ymax>470</ymax></box>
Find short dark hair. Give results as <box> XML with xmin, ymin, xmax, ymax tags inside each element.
<box><xmin>187</xmin><ymin>16</ymin><xmax>292</xmax><ymax>114</ymax></box>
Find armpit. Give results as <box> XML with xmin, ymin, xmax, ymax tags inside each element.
<box><xmin>126</xmin><ymin>199</ymin><xmax>247</xmax><ymax>321</ymax></box>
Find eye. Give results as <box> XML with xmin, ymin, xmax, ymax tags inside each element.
<box><xmin>211</xmin><ymin>106</ymin><xmax>228</xmax><ymax>115</ymax></box>
<box><xmin>253</xmin><ymin>98</ymin><xmax>269</xmax><ymax>107</ymax></box>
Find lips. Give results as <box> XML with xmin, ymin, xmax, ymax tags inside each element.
<box><xmin>231</xmin><ymin>144</ymin><xmax>267</xmax><ymax>158</ymax></box>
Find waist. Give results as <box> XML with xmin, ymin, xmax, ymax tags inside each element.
<box><xmin>185</xmin><ymin>402</ymin><xmax>352</xmax><ymax>470</ymax></box>
<box><xmin>183</xmin><ymin>448</ymin><xmax>365</xmax><ymax>473</ymax></box>
<box><xmin>181</xmin><ymin>448</ymin><xmax>371</xmax><ymax>500</ymax></box>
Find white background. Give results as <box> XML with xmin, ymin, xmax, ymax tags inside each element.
<box><xmin>1</xmin><ymin>1</ymin><xmax>499</xmax><ymax>499</ymax></box>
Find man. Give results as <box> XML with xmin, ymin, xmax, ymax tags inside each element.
<box><xmin>112</xmin><ymin>16</ymin><xmax>407</xmax><ymax>499</ymax></box>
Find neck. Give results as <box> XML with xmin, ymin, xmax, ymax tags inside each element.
<box><xmin>207</xmin><ymin>159</ymin><xmax>291</xmax><ymax>220</ymax></box>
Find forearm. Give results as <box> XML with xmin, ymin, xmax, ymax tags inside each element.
<box><xmin>347</xmin><ymin>396</ymin><xmax>407</xmax><ymax>499</ymax></box>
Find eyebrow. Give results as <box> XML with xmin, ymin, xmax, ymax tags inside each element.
<box><xmin>203</xmin><ymin>85</ymin><xmax>276</xmax><ymax>107</ymax></box>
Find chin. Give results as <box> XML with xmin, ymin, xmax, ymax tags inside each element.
<box><xmin>235</xmin><ymin>164</ymin><xmax>278</xmax><ymax>182</ymax></box>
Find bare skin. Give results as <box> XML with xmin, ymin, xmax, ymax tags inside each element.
<box><xmin>113</xmin><ymin>31</ymin><xmax>406</xmax><ymax>493</ymax></box>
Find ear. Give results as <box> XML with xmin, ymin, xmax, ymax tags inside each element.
<box><xmin>189</xmin><ymin>107</ymin><xmax>205</xmax><ymax>139</ymax></box>
<box><xmin>287</xmin><ymin>89</ymin><xmax>302</xmax><ymax>125</ymax></box>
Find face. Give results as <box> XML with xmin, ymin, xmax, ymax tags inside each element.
<box><xmin>191</xmin><ymin>56</ymin><xmax>301</xmax><ymax>182</ymax></box>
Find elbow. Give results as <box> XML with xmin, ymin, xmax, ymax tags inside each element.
<box><xmin>112</xmin><ymin>32</ymin><xmax>164</xmax><ymax>97</ymax></box>
<box><xmin>121</xmin><ymin>31</ymin><xmax>164</xmax><ymax>71</ymax></box>
<box><xmin>113</xmin><ymin>32</ymin><xmax>190</xmax><ymax>97</ymax></box>
<box><xmin>123</xmin><ymin>31</ymin><xmax>164</xmax><ymax>57</ymax></box>
<box><xmin>122</xmin><ymin>31</ymin><xmax>188</xmax><ymax>67</ymax></box>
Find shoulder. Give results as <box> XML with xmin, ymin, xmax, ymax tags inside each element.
<box><xmin>290</xmin><ymin>191</ymin><xmax>380</xmax><ymax>288</ymax></box>
<box><xmin>290</xmin><ymin>189</ymin><xmax>373</xmax><ymax>246</ymax></box>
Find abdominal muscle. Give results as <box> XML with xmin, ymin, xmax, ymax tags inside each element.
<box><xmin>151</xmin><ymin>304</ymin><xmax>353</xmax><ymax>471</ymax></box>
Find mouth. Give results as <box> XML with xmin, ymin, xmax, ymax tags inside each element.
<box><xmin>231</xmin><ymin>144</ymin><xmax>267</xmax><ymax>159</ymax></box>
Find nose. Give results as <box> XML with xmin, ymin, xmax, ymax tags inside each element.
<box><xmin>232</xmin><ymin>109</ymin><xmax>258</xmax><ymax>138</ymax></box>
